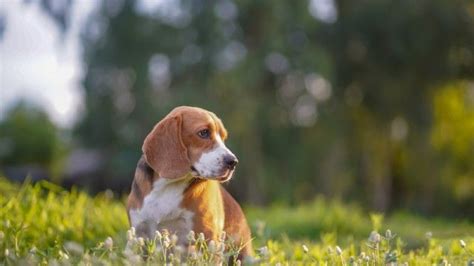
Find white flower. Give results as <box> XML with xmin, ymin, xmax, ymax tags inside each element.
<box><xmin>155</xmin><ymin>230</ymin><xmax>162</xmax><ymax>240</ymax></box>
<box><xmin>460</xmin><ymin>239</ymin><xmax>466</xmax><ymax>248</ymax></box>
<box><xmin>335</xmin><ymin>245</ymin><xmax>342</xmax><ymax>255</ymax></box>
<box><xmin>198</xmin><ymin>232</ymin><xmax>205</xmax><ymax>242</ymax></box>
<box><xmin>302</xmin><ymin>244</ymin><xmax>309</xmax><ymax>253</ymax></box>
<box><xmin>127</xmin><ymin>228</ymin><xmax>136</xmax><ymax>241</ymax></box>
<box><xmin>258</xmin><ymin>246</ymin><xmax>269</xmax><ymax>257</ymax></box>
<box><xmin>425</xmin><ymin>232</ymin><xmax>432</xmax><ymax>239</ymax></box>
<box><xmin>385</xmin><ymin>229</ymin><xmax>392</xmax><ymax>238</ymax></box>
<box><xmin>368</xmin><ymin>231</ymin><xmax>381</xmax><ymax>243</ymax></box>
<box><xmin>137</xmin><ymin>237</ymin><xmax>145</xmax><ymax>246</ymax></box>
<box><xmin>104</xmin><ymin>237</ymin><xmax>113</xmax><ymax>250</ymax></box>
<box><xmin>187</xmin><ymin>230</ymin><xmax>196</xmax><ymax>242</ymax></box>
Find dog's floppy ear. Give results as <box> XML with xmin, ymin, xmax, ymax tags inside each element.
<box><xmin>142</xmin><ymin>114</ymin><xmax>190</xmax><ymax>179</ymax></box>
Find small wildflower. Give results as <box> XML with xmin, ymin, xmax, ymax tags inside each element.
<box><xmin>235</xmin><ymin>259</ymin><xmax>242</xmax><ymax>266</ymax></box>
<box><xmin>368</xmin><ymin>231</ymin><xmax>381</xmax><ymax>243</ymax></box>
<box><xmin>198</xmin><ymin>232</ymin><xmax>205</xmax><ymax>242</ymax></box>
<box><xmin>335</xmin><ymin>245</ymin><xmax>343</xmax><ymax>255</ymax></box>
<box><xmin>5</xmin><ymin>248</ymin><xmax>9</xmax><ymax>257</ymax></box>
<box><xmin>137</xmin><ymin>237</ymin><xmax>145</xmax><ymax>246</ymax></box>
<box><xmin>187</xmin><ymin>230</ymin><xmax>196</xmax><ymax>242</ymax></box>
<box><xmin>155</xmin><ymin>230</ymin><xmax>162</xmax><ymax>240</ymax></box>
<box><xmin>425</xmin><ymin>231</ymin><xmax>432</xmax><ymax>239</ymax></box>
<box><xmin>385</xmin><ymin>229</ymin><xmax>392</xmax><ymax>238</ymax></box>
<box><xmin>104</xmin><ymin>237</ymin><xmax>114</xmax><ymax>250</ymax></box>
<box><xmin>127</xmin><ymin>228</ymin><xmax>135</xmax><ymax>241</ymax></box>
<box><xmin>460</xmin><ymin>239</ymin><xmax>466</xmax><ymax>248</ymax></box>
<box><xmin>302</xmin><ymin>244</ymin><xmax>309</xmax><ymax>253</ymax></box>
<box><xmin>258</xmin><ymin>246</ymin><xmax>269</xmax><ymax>257</ymax></box>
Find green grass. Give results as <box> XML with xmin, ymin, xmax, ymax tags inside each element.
<box><xmin>0</xmin><ymin>178</ymin><xmax>473</xmax><ymax>265</ymax></box>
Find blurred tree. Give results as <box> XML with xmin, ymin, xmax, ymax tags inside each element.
<box><xmin>0</xmin><ymin>101</ymin><xmax>64</xmax><ymax>179</ymax></box>
<box><xmin>430</xmin><ymin>82</ymin><xmax>474</xmax><ymax>214</ymax></box>
<box><xmin>325</xmin><ymin>0</ymin><xmax>474</xmax><ymax>212</ymax></box>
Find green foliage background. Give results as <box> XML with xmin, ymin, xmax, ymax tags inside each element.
<box><xmin>0</xmin><ymin>0</ymin><xmax>474</xmax><ymax>218</ymax></box>
<box><xmin>75</xmin><ymin>0</ymin><xmax>474</xmax><ymax>216</ymax></box>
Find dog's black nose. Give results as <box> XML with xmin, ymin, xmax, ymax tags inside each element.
<box><xmin>224</xmin><ymin>155</ymin><xmax>238</xmax><ymax>170</ymax></box>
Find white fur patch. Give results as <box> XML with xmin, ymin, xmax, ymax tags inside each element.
<box><xmin>129</xmin><ymin>176</ymin><xmax>194</xmax><ymax>241</ymax></box>
<box><xmin>193</xmin><ymin>135</ymin><xmax>235</xmax><ymax>177</ymax></box>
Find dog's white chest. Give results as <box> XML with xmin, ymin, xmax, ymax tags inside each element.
<box><xmin>129</xmin><ymin>179</ymin><xmax>193</xmax><ymax>239</ymax></box>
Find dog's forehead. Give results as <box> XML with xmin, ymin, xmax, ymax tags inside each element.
<box><xmin>173</xmin><ymin>107</ymin><xmax>214</xmax><ymax>128</ymax></box>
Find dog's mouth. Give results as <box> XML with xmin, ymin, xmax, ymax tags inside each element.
<box><xmin>190</xmin><ymin>166</ymin><xmax>233</xmax><ymax>182</ymax></box>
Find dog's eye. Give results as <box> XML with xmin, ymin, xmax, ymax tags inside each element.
<box><xmin>197</xmin><ymin>129</ymin><xmax>210</xmax><ymax>139</ymax></box>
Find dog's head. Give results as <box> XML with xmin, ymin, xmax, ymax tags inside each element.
<box><xmin>143</xmin><ymin>106</ymin><xmax>238</xmax><ymax>182</ymax></box>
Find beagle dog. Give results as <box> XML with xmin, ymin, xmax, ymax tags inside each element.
<box><xmin>127</xmin><ymin>106</ymin><xmax>252</xmax><ymax>257</ymax></box>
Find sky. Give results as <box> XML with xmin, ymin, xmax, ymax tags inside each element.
<box><xmin>0</xmin><ymin>0</ymin><xmax>335</xmax><ymax>128</ymax></box>
<box><xmin>0</xmin><ymin>0</ymin><xmax>95</xmax><ymax>128</ymax></box>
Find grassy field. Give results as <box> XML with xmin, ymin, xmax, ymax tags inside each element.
<box><xmin>0</xmin><ymin>178</ymin><xmax>473</xmax><ymax>265</ymax></box>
